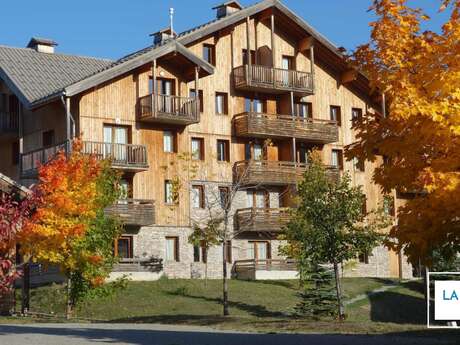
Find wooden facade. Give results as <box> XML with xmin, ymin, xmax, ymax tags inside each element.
<box><xmin>105</xmin><ymin>199</ymin><xmax>155</xmax><ymax>227</ymax></box>
<box><xmin>0</xmin><ymin>0</ymin><xmax>409</xmax><ymax>278</ymax></box>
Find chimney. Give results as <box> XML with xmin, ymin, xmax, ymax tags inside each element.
<box><xmin>150</xmin><ymin>27</ymin><xmax>176</xmax><ymax>45</ymax></box>
<box><xmin>213</xmin><ymin>1</ymin><xmax>242</xmax><ymax>19</ymax></box>
<box><xmin>27</xmin><ymin>37</ymin><xmax>58</xmax><ymax>54</ymax></box>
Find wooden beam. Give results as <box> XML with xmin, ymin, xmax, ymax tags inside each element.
<box><xmin>152</xmin><ymin>59</ymin><xmax>157</xmax><ymax>116</ymax></box>
<box><xmin>258</xmin><ymin>8</ymin><xmax>273</xmax><ymax>22</ymax></box>
<box><xmin>341</xmin><ymin>69</ymin><xmax>358</xmax><ymax>84</ymax></box>
<box><xmin>271</xmin><ymin>13</ymin><xmax>275</xmax><ymax>68</ymax></box>
<box><xmin>246</xmin><ymin>16</ymin><xmax>251</xmax><ymax>68</ymax></box>
<box><xmin>298</xmin><ymin>36</ymin><xmax>314</xmax><ymax>52</ymax></box>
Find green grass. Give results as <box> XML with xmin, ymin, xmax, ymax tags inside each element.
<box><xmin>4</xmin><ymin>277</ymin><xmax>452</xmax><ymax>335</ymax></box>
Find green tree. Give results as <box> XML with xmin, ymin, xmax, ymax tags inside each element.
<box><xmin>283</xmin><ymin>157</ymin><xmax>385</xmax><ymax>319</ymax></box>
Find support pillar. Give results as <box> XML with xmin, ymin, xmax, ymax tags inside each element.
<box><xmin>152</xmin><ymin>59</ymin><xmax>157</xmax><ymax>117</ymax></box>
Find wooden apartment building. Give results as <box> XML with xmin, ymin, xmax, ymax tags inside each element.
<box><xmin>0</xmin><ymin>0</ymin><xmax>412</xmax><ymax>280</ymax></box>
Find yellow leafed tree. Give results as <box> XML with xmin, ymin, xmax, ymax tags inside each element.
<box><xmin>347</xmin><ymin>0</ymin><xmax>460</xmax><ymax>265</ymax></box>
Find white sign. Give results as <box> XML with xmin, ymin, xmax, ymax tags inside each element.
<box><xmin>435</xmin><ymin>280</ymin><xmax>460</xmax><ymax>321</ymax></box>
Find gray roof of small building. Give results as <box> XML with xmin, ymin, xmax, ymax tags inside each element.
<box><xmin>0</xmin><ymin>45</ymin><xmax>112</xmax><ymax>108</ymax></box>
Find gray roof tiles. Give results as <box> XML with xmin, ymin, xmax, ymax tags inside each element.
<box><xmin>0</xmin><ymin>45</ymin><xmax>112</xmax><ymax>107</ymax></box>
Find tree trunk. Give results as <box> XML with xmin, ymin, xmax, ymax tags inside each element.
<box><xmin>333</xmin><ymin>261</ymin><xmax>345</xmax><ymax>320</ymax></box>
<box><xmin>66</xmin><ymin>277</ymin><xmax>73</xmax><ymax>320</ymax></box>
<box><xmin>21</xmin><ymin>261</ymin><xmax>30</xmax><ymax>315</ymax></box>
<box><xmin>222</xmin><ymin>242</ymin><xmax>229</xmax><ymax>316</ymax></box>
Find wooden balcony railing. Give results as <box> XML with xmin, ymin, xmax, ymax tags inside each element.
<box><xmin>20</xmin><ymin>141</ymin><xmax>148</xmax><ymax>178</ymax></box>
<box><xmin>235</xmin><ymin>207</ymin><xmax>291</xmax><ymax>233</ymax></box>
<box><xmin>138</xmin><ymin>93</ymin><xmax>199</xmax><ymax>125</ymax></box>
<box><xmin>234</xmin><ymin>259</ymin><xmax>297</xmax><ymax>272</ymax></box>
<box><xmin>20</xmin><ymin>141</ymin><xmax>71</xmax><ymax>179</ymax></box>
<box><xmin>105</xmin><ymin>199</ymin><xmax>155</xmax><ymax>226</ymax></box>
<box><xmin>234</xmin><ymin>112</ymin><xmax>338</xmax><ymax>143</ymax></box>
<box><xmin>0</xmin><ymin>112</ymin><xmax>19</xmax><ymax>135</ymax></box>
<box><xmin>233</xmin><ymin>64</ymin><xmax>314</xmax><ymax>95</ymax></box>
<box><xmin>81</xmin><ymin>141</ymin><xmax>148</xmax><ymax>170</ymax></box>
<box><xmin>234</xmin><ymin>160</ymin><xmax>340</xmax><ymax>185</ymax></box>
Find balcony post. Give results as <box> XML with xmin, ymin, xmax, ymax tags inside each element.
<box><xmin>271</xmin><ymin>12</ymin><xmax>275</xmax><ymax>68</ymax></box>
<box><xmin>310</xmin><ymin>45</ymin><xmax>315</xmax><ymax>92</ymax></box>
<box><xmin>18</xmin><ymin>103</ymin><xmax>23</xmax><ymax>181</ymax></box>
<box><xmin>65</xmin><ymin>97</ymin><xmax>71</xmax><ymax>142</ymax></box>
<box><xmin>246</xmin><ymin>16</ymin><xmax>252</xmax><ymax>84</ymax></box>
<box><xmin>152</xmin><ymin>59</ymin><xmax>157</xmax><ymax>118</ymax></box>
<box><xmin>194</xmin><ymin>66</ymin><xmax>199</xmax><ymax>119</ymax></box>
<box><xmin>290</xmin><ymin>91</ymin><xmax>296</xmax><ymax>163</ymax></box>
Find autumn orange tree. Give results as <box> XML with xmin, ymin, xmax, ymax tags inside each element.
<box><xmin>347</xmin><ymin>0</ymin><xmax>460</xmax><ymax>266</ymax></box>
<box><xmin>19</xmin><ymin>139</ymin><xmax>122</xmax><ymax>316</ymax></box>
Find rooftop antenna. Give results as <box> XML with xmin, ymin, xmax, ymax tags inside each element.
<box><xmin>169</xmin><ymin>8</ymin><xmax>175</xmax><ymax>38</ymax></box>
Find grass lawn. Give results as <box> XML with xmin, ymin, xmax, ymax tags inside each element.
<box><xmin>3</xmin><ymin>277</ymin><xmax>453</xmax><ymax>336</ymax></box>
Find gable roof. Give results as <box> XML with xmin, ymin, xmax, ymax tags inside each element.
<box><xmin>65</xmin><ymin>40</ymin><xmax>214</xmax><ymax>97</ymax></box>
<box><xmin>0</xmin><ymin>172</ymin><xmax>31</xmax><ymax>198</ymax></box>
<box><xmin>0</xmin><ymin>45</ymin><xmax>112</xmax><ymax>108</ymax></box>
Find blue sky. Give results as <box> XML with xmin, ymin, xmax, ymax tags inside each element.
<box><xmin>0</xmin><ymin>0</ymin><xmax>450</xmax><ymax>60</ymax></box>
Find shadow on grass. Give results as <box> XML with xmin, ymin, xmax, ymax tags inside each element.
<box><xmin>109</xmin><ymin>314</ymin><xmax>230</xmax><ymax>326</ymax></box>
<box><xmin>165</xmin><ymin>289</ymin><xmax>286</xmax><ymax>318</ymax></box>
<box><xmin>368</xmin><ymin>290</ymin><xmax>425</xmax><ymax>324</ymax></box>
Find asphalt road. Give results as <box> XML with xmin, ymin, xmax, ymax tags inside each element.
<box><xmin>0</xmin><ymin>323</ymin><xmax>457</xmax><ymax>345</ymax></box>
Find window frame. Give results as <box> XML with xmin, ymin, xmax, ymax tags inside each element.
<box><xmin>191</xmin><ymin>184</ymin><xmax>205</xmax><ymax>209</ymax></box>
<box><xmin>295</xmin><ymin>102</ymin><xmax>313</xmax><ymax>119</ymax></box>
<box><xmin>191</xmin><ymin>137</ymin><xmax>205</xmax><ymax>161</ymax></box>
<box><xmin>248</xmin><ymin>241</ymin><xmax>272</xmax><ymax>260</ymax></box>
<box><xmin>215</xmin><ymin>92</ymin><xmax>228</xmax><ymax>115</ymax></box>
<box><xmin>203</xmin><ymin>44</ymin><xmax>216</xmax><ymax>66</ymax></box>
<box><xmin>216</xmin><ymin>139</ymin><xmax>230</xmax><ymax>162</ymax></box>
<box><xmin>164</xmin><ymin>180</ymin><xmax>174</xmax><ymax>204</ymax></box>
<box><xmin>330</xmin><ymin>105</ymin><xmax>342</xmax><ymax>126</ymax></box>
<box><xmin>351</xmin><ymin>107</ymin><xmax>363</xmax><ymax>123</ymax></box>
<box><xmin>165</xmin><ymin>236</ymin><xmax>180</xmax><ymax>262</ymax></box>
<box><xmin>190</xmin><ymin>89</ymin><xmax>204</xmax><ymax>113</ymax></box>
<box><xmin>114</xmin><ymin>236</ymin><xmax>134</xmax><ymax>259</ymax></box>
<box><xmin>331</xmin><ymin>149</ymin><xmax>344</xmax><ymax>170</ymax></box>
<box><xmin>163</xmin><ymin>130</ymin><xmax>176</xmax><ymax>153</ymax></box>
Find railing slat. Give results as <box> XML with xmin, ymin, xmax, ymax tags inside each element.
<box><xmin>138</xmin><ymin>93</ymin><xmax>199</xmax><ymax>124</ymax></box>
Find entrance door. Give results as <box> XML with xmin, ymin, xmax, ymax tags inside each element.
<box><xmin>249</xmin><ymin>241</ymin><xmax>271</xmax><ymax>260</ymax></box>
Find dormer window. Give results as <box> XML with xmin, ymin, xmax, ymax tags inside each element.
<box><xmin>212</xmin><ymin>1</ymin><xmax>242</xmax><ymax>19</ymax></box>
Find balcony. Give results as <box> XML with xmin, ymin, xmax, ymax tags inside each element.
<box><xmin>138</xmin><ymin>93</ymin><xmax>199</xmax><ymax>125</ymax></box>
<box><xmin>20</xmin><ymin>141</ymin><xmax>148</xmax><ymax>179</ymax></box>
<box><xmin>105</xmin><ymin>199</ymin><xmax>155</xmax><ymax>227</ymax></box>
<box><xmin>234</xmin><ymin>160</ymin><xmax>340</xmax><ymax>185</ymax></box>
<box><xmin>0</xmin><ymin>112</ymin><xmax>19</xmax><ymax>138</ymax></box>
<box><xmin>233</xmin><ymin>64</ymin><xmax>314</xmax><ymax>95</ymax></box>
<box><xmin>233</xmin><ymin>112</ymin><xmax>338</xmax><ymax>143</ymax></box>
<box><xmin>235</xmin><ymin>207</ymin><xmax>290</xmax><ymax>233</ymax></box>
<box><xmin>233</xmin><ymin>259</ymin><xmax>298</xmax><ymax>280</ymax></box>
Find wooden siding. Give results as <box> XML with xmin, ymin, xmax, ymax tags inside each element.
<box><xmin>105</xmin><ymin>199</ymin><xmax>155</xmax><ymax>226</ymax></box>
<box><xmin>233</xmin><ymin>112</ymin><xmax>338</xmax><ymax>143</ymax></box>
<box><xmin>235</xmin><ymin>207</ymin><xmax>290</xmax><ymax>232</ymax></box>
<box><xmin>0</xmin><ymin>111</ymin><xmax>18</xmax><ymax>136</ymax></box>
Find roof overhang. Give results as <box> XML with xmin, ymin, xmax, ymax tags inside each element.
<box><xmin>0</xmin><ymin>173</ymin><xmax>31</xmax><ymax>199</ymax></box>
<box><xmin>64</xmin><ymin>41</ymin><xmax>214</xmax><ymax>97</ymax></box>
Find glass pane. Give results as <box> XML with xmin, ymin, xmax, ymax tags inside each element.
<box><xmin>216</xmin><ymin>95</ymin><xmax>223</xmax><ymax>114</ymax></box>
<box><xmin>165</xmin><ymin>239</ymin><xmax>175</xmax><ymax>261</ymax></box>
<box><xmin>331</xmin><ymin>151</ymin><xmax>338</xmax><ymax>167</ymax></box>
<box><xmin>164</xmin><ymin>131</ymin><xmax>173</xmax><ymax>152</ymax></box>
<box><xmin>191</xmin><ymin>139</ymin><xmax>200</xmax><ymax>160</ymax></box>
<box><xmin>245</xmin><ymin>98</ymin><xmax>251</xmax><ymax>112</ymax></box>
<box><xmin>165</xmin><ymin>181</ymin><xmax>173</xmax><ymax>203</ymax></box>
<box><xmin>248</xmin><ymin>244</ymin><xmax>255</xmax><ymax>260</ymax></box>
<box><xmin>245</xmin><ymin>144</ymin><xmax>251</xmax><ymax>160</ymax></box>
<box><xmin>192</xmin><ymin>187</ymin><xmax>200</xmax><ymax>208</ymax></box>
<box><xmin>254</xmin><ymin>99</ymin><xmax>263</xmax><ymax>113</ymax></box>
<box><xmin>117</xmin><ymin>239</ymin><xmax>130</xmax><ymax>259</ymax></box>
<box><xmin>257</xmin><ymin>242</ymin><xmax>267</xmax><ymax>260</ymax></box>
<box><xmin>103</xmin><ymin>126</ymin><xmax>112</xmax><ymax>143</ymax></box>
<box><xmin>115</xmin><ymin>127</ymin><xmax>127</xmax><ymax>144</ymax></box>
<box><xmin>254</xmin><ymin>144</ymin><xmax>263</xmax><ymax>161</ymax></box>
<box><xmin>282</xmin><ymin>57</ymin><xmax>290</xmax><ymax>70</ymax></box>
<box><xmin>256</xmin><ymin>191</ymin><xmax>265</xmax><ymax>208</ymax></box>
<box><xmin>246</xmin><ymin>191</ymin><xmax>254</xmax><ymax>208</ymax></box>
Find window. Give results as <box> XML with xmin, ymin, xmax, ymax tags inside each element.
<box><xmin>330</xmin><ymin>106</ymin><xmax>341</xmax><ymax>125</ymax></box>
<box><xmin>217</xmin><ymin>139</ymin><xmax>230</xmax><ymax>162</ymax></box>
<box><xmin>248</xmin><ymin>241</ymin><xmax>271</xmax><ymax>260</ymax></box>
<box><xmin>215</xmin><ymin>92</ymin><xmax>228</xmax><ymax>115</ymax></box>
<box><xmin>191</xmin><ymin>137</ymin><xmax>204</xmax><ymax>160</ymax></box>
<box><xmin>103</xmin><ymin>125</ymin><xmax>129</xmax><ymax>160</ymax></box>
<box><xmin>42</xmin><ymin>130</ymin><xmax>55</xmax><ymax>147</ymax></box>
<box><xmin>191</xmin><ymin>185</ymin><xmax>205</xmax><ymax>209</ymax></box>
<box><xmin>189</xmin><ymin>89</ymin><xmax>204</xmax><ymax>113</ymax></box>
<box><xmin>203</xmin><ymin>44</ymin><xmax>216</xmax><ymax>65</ymax></box>
<box><xmin>165</xmin><ymin>237</ymin><xmax>179</xmax><ymax>262</ymax></box>
<box><xmin>114</xmin><ymin>236</ymin><xmax>133</xmax><ymax>259</ymax></box>
<box><xmin>358</xmin><ymin>251</ymin><xmax>369</xmax><ymax>264</ymax></box>
<box><xmin>247</xmin><ymin>190</ymin><xmax>269</xmax><ymax>208</ymax></box>
<box><xmin>225</xmin><ymin>241</ymin><xmax>232</xmax><ymax>264</ymax></box>
<box><xmin>282</xmin><ymin>55</ymin><xmax>294</xmax><ymax>70</ymax></box>
<box><xmin>354</xmin><ymin>157</ymin><xmax>365</xmax><ymax>172</ymax></box>
<box><xmin>193</xmin><ymin>242</ymin><xmax>207</xmax><ymax>263</ymax></box>
<box><xmin>245</xmin><ymin>98</ymin><xmax>264</xmax><ymax>113</ymax></box>
<box><xmin>384</xmin><ymin>196</ymin><xmax>395</xmax><ymax>217</ymax></box>
<box><xmin>163</xmin><ymin>130</ymin><xmax>176</xmax><ymax>153</ymax></box>
<box><xmin>352</xmin><ymin>108</ymin><xmax>363</xmax><ymax>123</ymax></box>
<box><xmin>219</xmin><ymin>187</ymin><xmax>230</xmax><ymax>209</ymax></box>
<box><xmin>11</xmin><ymin>141</ymin><xmax>19</xmax><ymax>165</ymax></box>
<box><xmin>242</xmin><ymin>49</ymin><xmax>256</xmax><ymax>65</ymax></box>
<box><xmin>164</xmin><ymin>180</ymin><xmax>174</xmax><ymax>204</ymax></box>
<box><xmin>331</xmin><ymin>149</ymin><xmax>344</xmax><ymax>170</ymax></box>
<box><xmin>295</xmin><ymin>102</ymin><xmax>313</xmax><ymax>119</ymax></box>
<box><xmin>118</xmin><ymin>178</ymin><xmax>133</xmax><ymax>200</ymax></box>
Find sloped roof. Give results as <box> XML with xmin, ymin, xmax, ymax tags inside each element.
<box><xmin>0</xmin><ymin>172</ymin><xmax>31</xmax><ymax>198</ymax></box>
<box><xmin>0</xmin><ymin>45</ymin><xmax>112</xmax><ymax>108</ymax></box>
